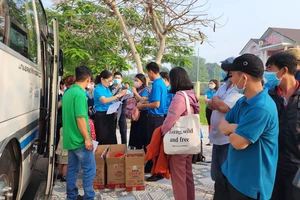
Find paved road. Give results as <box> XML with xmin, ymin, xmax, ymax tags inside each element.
<box><xmin>21</xmin><ymin>124</ymin><xmax>212</xmax><ymax>199</ymax></box>
<box><xmin>21</xmin><ymin>157</ymin><xmax>48</xmax><ymax>200</ymax></box>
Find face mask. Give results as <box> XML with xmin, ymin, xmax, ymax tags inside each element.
<box><xmin>234</xmin><ymin>76</ymin><xmax>246</xmax><ymax>94</ymax></box>
<box><xmin>264</xmin><ymin>71</ymin><xmax>282</xmax><ymax>87</ymax></box>
<box><xmin>222</xmin><ymin>71</ymin><xmax>227</xmax><ymax>80</ymax></box>
<box><xmin>113</xmin><ymin>79</ymin><xmax>122</xmax><ymax>85</ymax></box>
<box><xmin>209</xmin><ymin>84</ymin><xmax>215</xmax><ymax>89</ymax></box>
<box><xmin>64</xmin><ymin>86</ymin><xmax>67</xmax><ymax>91</ymax></box>
<box><xmin>134</xmin><ymin>81</ymin><xmax>141</xmax><ymax>88</ymax></box>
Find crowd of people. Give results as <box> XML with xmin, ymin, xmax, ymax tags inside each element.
<box><xmin>56</xmin><ymin>49</ymin><xmax>300</xmax><ymax>200</ymax></box>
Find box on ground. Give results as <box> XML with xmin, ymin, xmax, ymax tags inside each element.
<box><xmin>125</xmin><ymin>149</ymin><xmax>145</xmax><ymax>191</ymax></box>
<box><xmin>106</xmin><ymin>144</ymin><xmax>126</xmax><ymax>188</ymax></box>
<box><xmin>93</xmin><ymin>145</ymin><xmax>109</xmax><ymax>189</ymax></box>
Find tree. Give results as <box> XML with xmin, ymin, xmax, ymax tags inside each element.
<box><xmin>46</xmin><ymin>0</ymin><xmax>132</xmax><ymax>75</ymax></box>
<box><xmin>103</xmin><ymin>0</ymin><xmax>218</xmax><ymax>73</ymax></box>
<box><xmin>186</xmin><ymin>56</ymin><xmax>208</xmax><ymax>82</ymax></box>
<box><xmin>206</xmin><ymin>62</ymin><xmax>222</xmax><ymax>81</ymax></box>
<box><xmin>161</xmin><ymin>66</ymin><xmax>170</xmax><ymax>73</ymax></box>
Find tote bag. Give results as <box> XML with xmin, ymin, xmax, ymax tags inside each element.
<box><xmin>163</xmin><ymin>91</ymin><xmax>201</xmax><ymax>155</ymax></box>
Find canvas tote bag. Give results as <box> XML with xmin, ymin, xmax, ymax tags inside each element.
<box><xmin>163</xmin><ymin>91</ymin><xmax>201</xmax><ymax>154</ymax></box>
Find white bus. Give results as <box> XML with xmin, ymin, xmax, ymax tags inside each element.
<box><xmin>0</xmin><ymin>0</ymin><xmax>61</xmax><ymax>199</ymax></box>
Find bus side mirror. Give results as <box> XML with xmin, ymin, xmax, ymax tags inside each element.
<box><xmin>59</xmin><ymin>49</ymin><xmax>64</xmax><ymax>76</ymax></box>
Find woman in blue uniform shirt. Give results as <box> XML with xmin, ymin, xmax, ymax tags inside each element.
<box><xmin>94</xmin><ymin>70</ymin><xmax>127</xmax><ymax>144</ymax></box>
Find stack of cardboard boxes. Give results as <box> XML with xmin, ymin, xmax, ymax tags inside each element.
<box><xmin>93</xmin><ymin>144</ymin><xmax>145</xmax><ymax>191</ymax></box>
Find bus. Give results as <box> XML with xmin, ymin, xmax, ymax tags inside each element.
<box><xmin>0</xmin><ymin>0</ymin><xmax>61</xmax><ymax>199</ymax></box>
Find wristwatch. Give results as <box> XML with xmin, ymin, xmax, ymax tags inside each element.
<box><xmin>116</xmin><ymin>94</ymin><xmax>119</xmax><ymax>98</ymax></box>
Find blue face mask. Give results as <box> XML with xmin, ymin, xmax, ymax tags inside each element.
<box><xmin>233</xmin><ymin>76</ymin><xmax>246</xmax><ymax>94</ymax></box>
<box><xmin>222</xmin><ymin>71</ymin><xmax>227</xmax><ymax>80</ymax></box>
<box><xmin>264</xmin><ymin>71</ymin><xmax>282</xmax><ymax>88</ymax></box>
<box><xmin>113</xmin><ymin>79</ymin><xmax>122</xmax><ymax>85</ymax></box>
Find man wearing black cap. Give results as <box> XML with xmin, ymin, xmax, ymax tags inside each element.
<box><xmin>207</xmin><ymin>57</ymin><xmax>243</xmax><ymax>187</ymax></box>
<box><xmin>217</xmin><ymin>54</ymin><xmax>279</xmax><ymax>200</ymax></box>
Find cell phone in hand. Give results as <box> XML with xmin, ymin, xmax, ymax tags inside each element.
<box><xmin>293</xmin><ymin>168</ymin><xmax>300</xmax><ymax>188</ymax></box>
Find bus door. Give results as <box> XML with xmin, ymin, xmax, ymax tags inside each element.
<box><xmin>45</xmin><ymin>18</ymin><xmax>59</xmax><ymax>196</ymax></box>
<box><xmin>37</xmin><ymin>30</ymin><xmax>49</xmax><ymax>155</ymax></box>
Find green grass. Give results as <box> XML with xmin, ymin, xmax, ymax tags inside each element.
<box><xmin>199</xmin><ymin>95</ymin><xmax>208</xmax><ymax>125</ymax></box>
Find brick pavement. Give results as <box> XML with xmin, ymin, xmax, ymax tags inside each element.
<box><xmin>49</xmin><ymin>125</ymin><xmax>214</xmax><ymax>200</ymax></box>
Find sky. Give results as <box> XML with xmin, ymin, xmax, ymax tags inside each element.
<box><xmin>195</xmin><ymin>0</ymin><xmax>300</xmax><ymax>63</ymax></box>
<box><xmin>41</xmin><ymin>0</ymin><xmax>300</xmax><ymax>64</ymax></box>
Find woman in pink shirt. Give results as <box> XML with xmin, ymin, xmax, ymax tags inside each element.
<box><xmin>162</xmin><ymin>67</ymin><xmax>200</xmax><ymax>200</ymax></box>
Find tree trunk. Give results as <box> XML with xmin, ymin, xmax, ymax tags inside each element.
<box><xmin>155</xmin><ymin>35</ymin><xmax>166</xmax><ymax>66</ymax></box>
<box><xmin>104</xmin><ymin>0</ymin><xmax>144</xmax><ymax>74</ymax></box>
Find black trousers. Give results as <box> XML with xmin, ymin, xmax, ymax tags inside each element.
<box><xmin>116</xmin><ymin>113</ymin><xmax>127</xmax><ymax>145</ymax></box>
<box><xmin>214</xmin><ymin>174</ymin><xmax>258</xmax><ymax>200</ymax></box>
<box><xmin>129</xmin><ymin>110</ymin><xmax>148</xmax><ymax>149</ymax></box>
<box><xmin>95</xmin><ymin>112</ymin><xmax>117</xmax><ymax>145</ymax></box>
<box><xmin>144</xmin><ymin>115</ymin><xmax>164</xmax><ymax>173</ymax></box>
<box><xmin>205</xmin><ymin>107</ymin><xmax>212</xmax><ymax>126</ymax></box>
<box><xmin>270</xmin><ymin>168</ymin><xmax>300</xmax><ymax>200</ymax></box>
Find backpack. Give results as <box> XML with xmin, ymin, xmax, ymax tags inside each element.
<box><xmin>125</xmin><ymin>87</ymin><xmax>149</xmax><ymax>119</ymax></box>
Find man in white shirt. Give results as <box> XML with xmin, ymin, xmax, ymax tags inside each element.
<box><xmin>208</xmin><ymin>57</ymin><xmax>243</xmax><ymax>185</ymax></box>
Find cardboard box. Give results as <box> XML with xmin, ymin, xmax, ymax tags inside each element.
<box><xmin>93</xmin><ymin>145</ymin><xmax>109</xmax><ymax>189</ymax></box>
<box><xmin>125</xmin><ymin>149</ymin><xmax>145</xmax><ymax>191</ymax></box>
<box><xmin>106</xmin><ymin>144</ymin><xmax>126</xmax><ymax>188</ymax></box>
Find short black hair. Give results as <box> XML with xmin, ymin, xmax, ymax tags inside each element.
<box><xmin>95</xmin><ymin>70</ymin><xmax>112</xmax><ymax>84</ymax></box>
<box><xmin>160</xmin><ymin>72</ymin><xmax>169</xmax><ymax>81</ymax></box>
<box><xmin>114</xmin><ymin>71</ymin><xmax>122</xmax><ymax>77</ymax></box>
<box><xmin>169</xmin><ymin>67</ymin><xmax>193</xmax><ymax>94</ymax></box>
<box><xmin>75</xmin><ymin>66</ymin><xmax>92</xmax><ymax>82</ymax></box>
<box><xmin>266</xmin><ymin>52</ymin><xmax>298</xmax><ymax>75</ymax></box>
<box><xmin>146</xmin><ymin>62</ymin><xmax>160</xmax><ymax>74</ymax></box>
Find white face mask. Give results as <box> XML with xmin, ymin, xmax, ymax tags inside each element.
<box><xmin>134</xmin><ymin>81</ymin><xmax>141</xmax><ymax>88</ymax></box>
<box><xmin>209</xmin><ymin>84</ymin><xmax>216</xmax><ymax>89</ymax></box>
<box><xmin>233</xmin><ymin>76</ymin><xmax>246</xmax><ymax>94</ymax></box>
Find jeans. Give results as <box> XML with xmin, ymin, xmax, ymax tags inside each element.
<box><xmin>67</xmin><ymin>146</ymin><xmax>96</xmax><ymax>200</ymax></box>
<box><xmin>211</xmin><ymin>144</ymin><xmax>229</xmax><ymax>181</ymax></box>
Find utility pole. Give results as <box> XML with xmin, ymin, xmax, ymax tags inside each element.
<box><xmin>197</xmin><ymin>47</ymin><xmax>199</xmax><ymax>82</ymax></box>
<box><xmin>196</xmin><ymin>47</ymin><xmax>200</xmax><ymax>98</ymax></box>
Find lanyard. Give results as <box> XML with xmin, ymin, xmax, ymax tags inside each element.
<box><xmin>277</xmin><ymin>81</ymin><xmax>299</xmax><ymax>108</ymax></box>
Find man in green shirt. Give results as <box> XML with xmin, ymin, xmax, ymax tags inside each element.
<box><xmin>62</xmin><ymin>65</ymin><xmax>95</xmax><ymax>200</ymax></box>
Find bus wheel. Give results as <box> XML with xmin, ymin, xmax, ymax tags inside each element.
<box><xmin>0</xmin><ymin>148</ymin><xmax>16</xmax><ymax>200</ymax></box>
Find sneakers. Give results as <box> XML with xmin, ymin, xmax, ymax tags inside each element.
<box><xmin>76</xmin><ymin>195</ymin><xmax>83</xmax><ymax>200</ymax></box>
<box><xmin>61</xmin><ymin>176</ymin><xmax>66</xmax><ymax>182</ymax></box>
<box><xmin>57</xmin><ymin>173</ymin><xmax>62</xmax><ymax>180</ymax></box>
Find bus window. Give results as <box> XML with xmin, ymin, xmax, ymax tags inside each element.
<box><xmin>9</xmin><ymin>22</ymin><xmax>28</xmax><ymax>57</ymax></box>
<box><xmin>35</xmin><ymin>0</ymin><xmax>47</xmax><ymax>34</ymax></box>
<box><xmin>0</xmin><ymin>0</ymin><xmax>6</xmax><ymax>42</ymax></box>
<box><xmin>7</xmin><ymin>0</ymin><xmax>37</xmax><ymax>63</ymax></box>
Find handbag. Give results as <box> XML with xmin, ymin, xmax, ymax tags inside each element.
<box><xmin>125</xmin><ymin>87</ymin><xmax>149</xmax><ymax>120</ymax></box>
<box><xmin>163</xmin><ymin>91</ymin><xmax>201</xmax><ymax>155</ymax></box>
